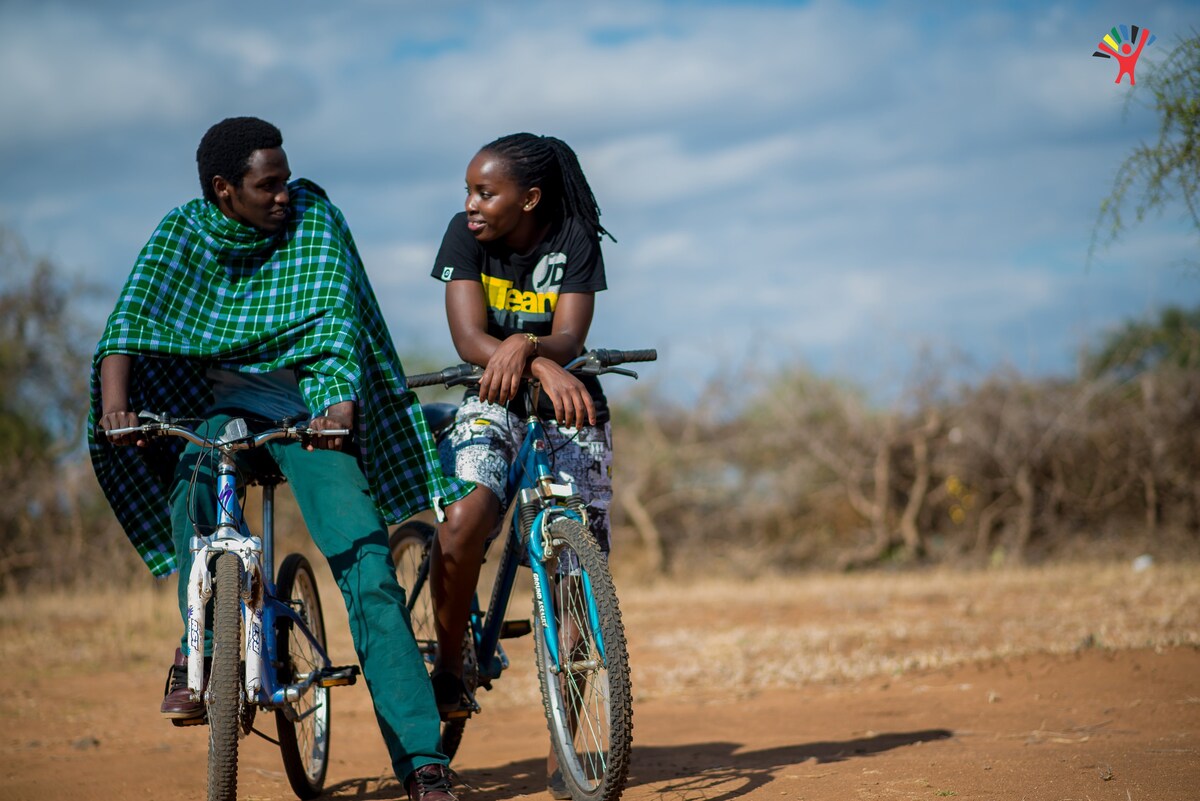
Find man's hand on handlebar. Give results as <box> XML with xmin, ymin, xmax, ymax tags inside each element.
<box><xmin>99</xmin><ymin>409</ymin><xmax>147</xmax><ymax>447</ymax></box>
<box><xmin>307</xmin><ymin>401</ymin><xmax>355</xmax><ymax>452</ymax></box>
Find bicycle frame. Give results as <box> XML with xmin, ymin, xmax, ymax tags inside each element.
<box><xmin>104</xmin><ymin>412</ymin><xmax>360</xmax><ymax>800</ymax></box>
<box><xmin>180</xmin><ymin>422</ymin><xmax>337</xmax><ymax>716</ymax></box>
<box><xmin>404</xmin><ymin>347</ymin><xmax>650</xmax><ymax>799</ymax></box>
<box><xmin>437</xmin><ymin>388</ymin><xmax>596</xmax><ymax>686</ymax></box>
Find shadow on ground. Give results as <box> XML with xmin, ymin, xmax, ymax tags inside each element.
<box><xmin>322</xmin><ymin>729</ymin><xmax>953</xmax><ymax>801</ymax></box>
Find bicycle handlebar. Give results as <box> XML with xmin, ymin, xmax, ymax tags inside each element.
<box><xmin>406</xmin><ymin>363</ymin><xmax>483</xmax><ymax>389</ymax></box>
<box><xmin>407</xmin><ymin>347</ymin><xmax>658</xmax><ymax>389</ymax></box>
<box><xmin>586</xmin><ymin>348</ymin><xmax>658</xmax><ymax>367</ymax></box>
<box><xmin>101</xmin><ymin>414</ymin><xmax>349</xmax><ymax>449</ymax></box>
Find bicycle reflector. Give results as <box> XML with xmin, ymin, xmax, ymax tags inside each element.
<box><xmin>219</xmin><ymin>418</ymin><xmax>251</xmax><ymax>444</ymax></box>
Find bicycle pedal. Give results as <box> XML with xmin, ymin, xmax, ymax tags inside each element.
<box><xmin>171</xmin><ymin>715</ymin><xmax>207</xmax><ymax>728</ymax></box>
<box><xmin>320</xmin><ymin>665</ymin><xmax>360</xmax><ymax>687</ymax></box>
<box><xmin>443</xmin><ymin>706</ymin><xmax>472</xmax><ymax>721</ymax></box>
<box><xmin>499</xmin><ymin>619</ymin><xmax>532</xmax><ymax>639</ymax></box>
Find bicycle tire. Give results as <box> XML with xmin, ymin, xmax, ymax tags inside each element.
<box><xmin>532</xmin><ymin>516</ymin><xmax>633</xmax><ymax>801</ymax></box>
<box><xmin>389</xmin><ymin>520</ymin><xmax>474</xmax><ymax>762</ymax></box>
<box><xmin>207</xmin><ymin>552</ymin><xmax>243</xmax><ymax>801</ymax></box>
<box><xmin>275</xmin><ymin>553</ymin><xmax>331</xmax><ymax>800</ymax></box>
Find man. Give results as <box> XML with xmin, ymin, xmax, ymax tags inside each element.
<box><xmin>90</xmin><ymin>116</ymin><xmax>468</xmax><ymax>801</ymax></box>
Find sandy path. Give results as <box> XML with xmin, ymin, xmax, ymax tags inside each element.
<box><xmin>3</xmin><ymin>566</ymin><xmax>1198</xmax><ymax>801</ymax></box>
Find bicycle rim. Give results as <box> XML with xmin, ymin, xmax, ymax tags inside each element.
<box><xmin>390</xmin><ymin>521</ymin><xmax>438</xmax><ymax>668</ymax></box>
<box><xmin>390</xmin><ymin>520</ymin><xmax>477</xmax><ymax>762</ymax></box>
<box><xmin>275</xmin><ymin>553</ymin><xmax>330</xmax><ymax>799</ymax></box>
<box><xmin>533</xmin><ymin>517</ymin><xmax>633</xmax><ymax>801</ymax></box>
<box><xmin>207</xmin><ymin>552</ymin><xmax>243</xmax><ymax>801</ymax></box>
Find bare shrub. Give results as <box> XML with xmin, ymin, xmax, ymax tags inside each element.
<box><xmin>610</xmin><ymin>350</ymin><xmax>1200</xmax><ymax>577</ymax></box>
<box><xmin>0</xmin><ymin>230</ymin><xmax>142</xmax><ymax>592</ymax></box>
<box><xmin>5</xmin><ymin>225</ymin><xmax>1198</xmax><ymax>587</ymax></box>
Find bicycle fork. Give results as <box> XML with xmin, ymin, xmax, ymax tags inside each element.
<box><xmin>184</xmin><ymin>454</ymin><xmax>266</xmax><ymax>708</ymax></box>
<box><xmin>522</xmin><ymin>483</ymin><xmax>607</xmax><ymax>674</ymax></box>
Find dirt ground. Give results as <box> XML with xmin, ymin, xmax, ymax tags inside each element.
<box><xmin>2</xmin><ymin>562</ymin><xmax>1198</xmax><ymax>801</ymax></box>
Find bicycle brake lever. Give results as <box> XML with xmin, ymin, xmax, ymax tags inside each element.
<box><xmin>295</xmin><ymin>427</ymin><xmax>352</xmax><ymax>449</ymax></box>
<box><xmin>99</xmin><ymin>425</ymin><xmax>143</xmax><ymax>439</ymax></box>
<box><xmin>605</xmin><ymin>367</ymin><xmax>639</xmax><ymax>379</ymax></box>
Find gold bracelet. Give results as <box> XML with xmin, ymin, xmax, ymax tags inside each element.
<box><xmin>524</xmin><ymin>332</ymin><xmax>539</xmax><ymax>355</ymax></box>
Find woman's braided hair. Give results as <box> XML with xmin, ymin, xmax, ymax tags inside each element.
<box><xmin>481</xmin><ymin>133</ymin><xmax>615</xmax><ymax>242</ymax></box>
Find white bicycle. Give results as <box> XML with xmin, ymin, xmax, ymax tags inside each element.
<box><xmin>104</xmin><ymin>413</ymin><xmax>360</xmax><ymax>801</ymax></box>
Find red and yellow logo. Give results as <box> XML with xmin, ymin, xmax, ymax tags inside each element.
<box><xmin>1092</xmin><ymin>24</ymin><xmax>1156</xmax><ymax>85</ymax></box>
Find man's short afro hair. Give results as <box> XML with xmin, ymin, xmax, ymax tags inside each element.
<box><xmin>196</xmin><ymin>117</ymin><xmax>284</xmax><ymax>204</ymax></box>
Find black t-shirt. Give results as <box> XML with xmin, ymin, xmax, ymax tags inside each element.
<box><xmin>432</xmin><ymin>211</ymin><xmax>609</xmax><ymax>423</ymax></box>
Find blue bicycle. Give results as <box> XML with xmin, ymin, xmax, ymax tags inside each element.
<box><xmin>104</xmin><ymin>414</ymin><xmax>359</xmax><ymax>801</ymax></box>
<box><xmin>391</xmin><ymin>347</ymin><xmax>656</xmax><ymax>801</ymax></box>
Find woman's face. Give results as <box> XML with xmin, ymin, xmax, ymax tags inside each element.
<box><xmin>463</xmin><ymin>150</ymin><xmax>540</xmax><ymax>246</ymax></box>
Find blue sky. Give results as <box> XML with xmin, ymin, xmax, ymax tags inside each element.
<box><xmin>2</xmin><ymin>1</ymin><xmax>1197</xmax><ymax>404</ymax></box>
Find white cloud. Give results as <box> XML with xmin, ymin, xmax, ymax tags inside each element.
<box><xmin>1</xmin><ymin>0</ymin><xmax>1196</xmax><ymax>402</ymax></box>
<box><xmin>0</xmin><ymin>6</ymin><xmax>195</xmax><ymax>144</ymax></box>
<box><xmin>591</xmin><ymin>133</ymin><xmax>804</xmax><ymax>206</ymax></box>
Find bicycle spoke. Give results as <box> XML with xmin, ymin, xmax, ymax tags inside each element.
<box><xmin>276</xmin><ymin>554</ymin><xmax>331</xmax><ymax>799</ymax></box>
<box><xmin>535</xmin><ymin>517</ymin><xmax>632</xmax><ymax>801</ymax></box>
<box><xmin>390</xmin><ymin>520</ymin><xmax>474</xmax><ymax>762</ymax></box>
<box><xmin>555</xmin><ymin>576</ymin><xmax>608</xmax><ymax>778</ymax></box>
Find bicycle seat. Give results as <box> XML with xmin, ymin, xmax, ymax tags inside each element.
<box><xmin>242</xmin><ymin>460</ymin><xmax>286</xmax><ymax>488</ymax></box>
<box><xmin>235</xmin><ymin>440</ymin><xmax>287</xmax><ymax>488</ymax></box>
<box><xmin>422</xmin><ymin>403</ymin><xmax>459</xmax><ymax>440</ymax></box>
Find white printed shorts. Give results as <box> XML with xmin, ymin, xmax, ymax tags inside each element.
<box><xmin>437</xmin><ymin>396</ymin><xmax>613</xmax><ymax>551</ymax></box>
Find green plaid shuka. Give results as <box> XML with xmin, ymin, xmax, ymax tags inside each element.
<box><xmin>88</xmin><ymin>179</ymin><xmax>471</xmax><ymax>577</ymax></box>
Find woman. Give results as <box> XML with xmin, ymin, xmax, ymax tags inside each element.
<box><xmin>428</xmin><ymin>132</ymin><xmax>614</xmax><ymax>796</ymax></box>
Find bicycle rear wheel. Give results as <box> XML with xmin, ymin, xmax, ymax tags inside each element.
<box><xmin>275</xmin><ymin>553</ymin><xmax>331</xmax><ymax>800</ymax></box>
<box><xmin>532</xmin><ymin>517</ymin><xmax>633</xmax><ymax>801</ymax></box>
<box><xmin>390</xmin><ymin>520</ymin><xmax>474</xmax><ymax>761</ymax></box>
<box><xmin>207</xmin><ymin>552</ymin><xmax>243</xmax><ymax>801</ymax></box>
<box><xmin>390</xmin><ymin>521</ymin><xmax>438</xmax><ymax>669</ymax></box>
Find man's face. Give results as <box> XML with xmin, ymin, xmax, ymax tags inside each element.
<box><xmin>214</xmin><ymin>148</ymin><xmax>291</xmax><ymax>233</ymax></box>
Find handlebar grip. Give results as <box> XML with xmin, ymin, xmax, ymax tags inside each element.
<box><xmin>407</xmin><ymin>363</ymin><xmax>481</xmax><ymax>388</ymax></box>
<box><xmin>594</xmin><ymin>348</ymin><xmax>658</xmax><ymax>367</ymax></box>
<box><xmin>101</xmin><ymin>425</ymin><xmax>146</xmax><ymax>438</ymax></box>
<box><xmin>407</xmin><ymin>371</ymin><xmax>446</xmax><ymax>388</ymax></box>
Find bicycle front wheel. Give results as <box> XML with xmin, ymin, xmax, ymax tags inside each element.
<box><xmin>208</xmin><ymin>552</ymin><xmax>243</xmax><ymax>801</ymax></box>
<box><xmin>390</xmin><ymin>520</ymin><xmax>474</xmax><ymax>761</ymax></box>
<box><xmin>533</xmin><ymin>517</ymin><xmax>633</xmax><ymax>801</ymax></box>
<box><xmin>275</xmin><ymin>553</ymin><xmax>331</xmax><ymax>800</ymax></box>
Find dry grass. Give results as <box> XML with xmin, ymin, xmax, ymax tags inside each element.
<box><xmin>619</xmin><ymin>561</ymin><xmax>1200</xmax><ymax>699</ymax></box>
<box><xmin>1</xmin><ymin>560</ymin><xmax>1196</xmax><ymax>709</ymax></box>
<box><xmin>0</xmin><ymin>581</ymin><xmax>180</xmax><ymax>678</ymax></box>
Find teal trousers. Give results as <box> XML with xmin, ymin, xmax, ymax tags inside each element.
<box><xmin>169</xmin><ymin>414</ymin><xmax>445</xmax><ymax>780</ymax></box>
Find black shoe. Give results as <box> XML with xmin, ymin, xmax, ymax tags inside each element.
<box><xmin>547</xmin><ymin>769</ymin><xmax>571</xmax><ymax>800</ymax></box>
<box><xmin>431</xmin><ymin>670</ymin><xmax>470</xmax><ymax>721</ymax></box>
<box><xmin>405</xmin><ymin>763</ymin><xmax>458</xmax><ymax>801</ymax></box>
<box><xmin>160</xmin><ymin>648</ymin><xmax>205</xmax><ymax>720</ymax></box>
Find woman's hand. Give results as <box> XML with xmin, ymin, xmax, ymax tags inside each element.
<box><xmin>531</xmin><ymin>358</ymin><xmax>596</xmax><ymax>428</ymax></box>
<box><xmin>478</xmin><ymin>333</ymin><xmax>537</xmax><ymax>405</ymax></box>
